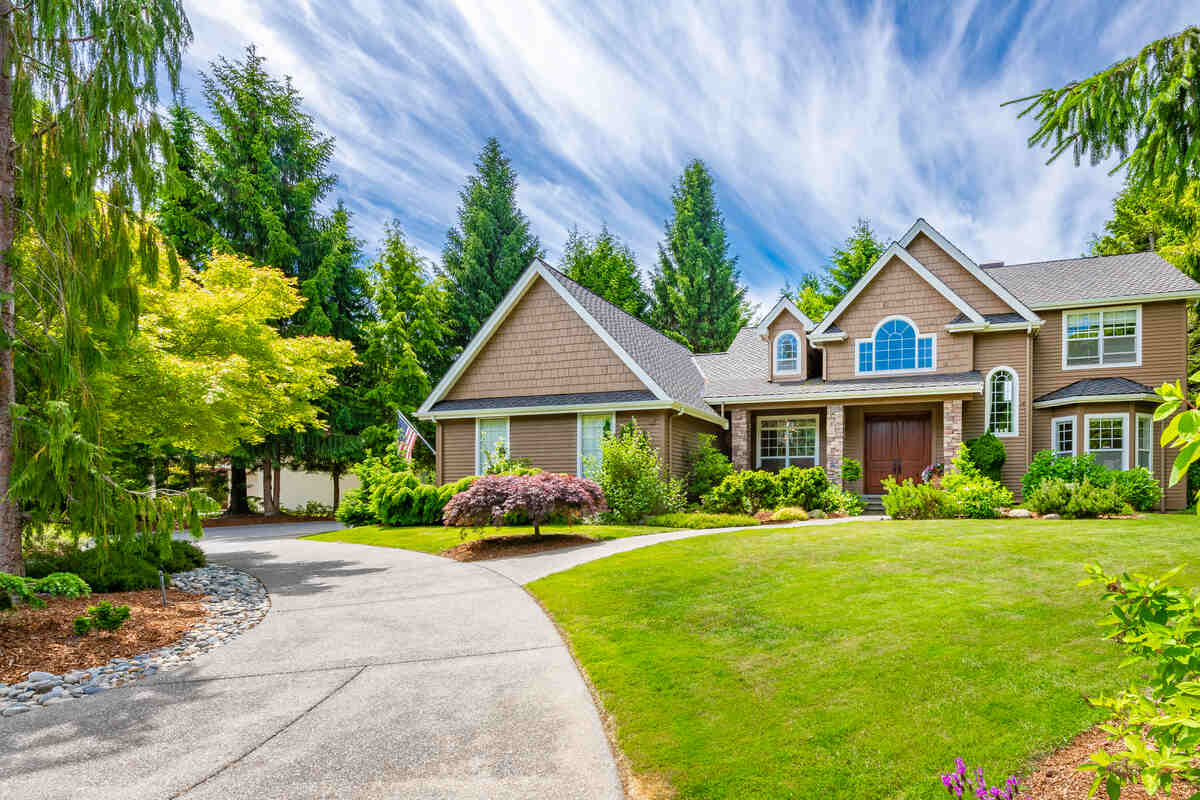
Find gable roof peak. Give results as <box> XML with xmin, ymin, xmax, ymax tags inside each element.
<box><xmin>756</xmin><ymin>296</ymin><xmax>816</xmax><ymax>336</ymax></box>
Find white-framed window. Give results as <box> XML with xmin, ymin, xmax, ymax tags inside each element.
<box><xmin>577</xmin><ymin>413</ymin><xmax>615</xmax><ymax>478</ymax></box>
<box><xmin>1136</xmin><ymin>413</ymin><xmax>1153</xmax><ymax>471</ymax></box>
<box><xmin>986</xmin><ymin>367</ymin><xmax>1018</xmax><ymax>437</ymax></box>
<box><xmin>756</xmin><ymin>415</ymin><xmax>819</xmax><ymax>470</ymax></box>
<box><xmin>475</xmin><ymin>417</ymin><xmax>510</xmax><ymax>474</ymax></box>
<box><xmin>854</xmin><ymin>316</ymin><xmax>935</xmax><ymax>375</ymax></box>
<box><xmin>1052</xmin><ymin>416</ymin><xmax>1075</xmax><ymax>457</ymax></box>
<box><xmin>1084</xmin><ymin>413</ymin><xmax>1127</xmax><ymax>471</ymax></box>
<box><xmin>774</xmin><ymin>331</ymin><xmax>800</xmax><ymax>375</ymax></box>
<box><xmin>1063</xmin><ymin>306</ymin><xmax>1141</xmax><ymax>369</ymax></box>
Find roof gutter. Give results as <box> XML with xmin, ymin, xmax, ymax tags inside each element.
<box><xmin>418</xmin><ymin>399</ymin><xmax>730</xmax><ymax>430</ymax></box>
<box><xmin>704</xmin><ymin>382</ymin><xmax>983</xmax><ymax>406</ymax></box>
<box><xmin>945</xmin><ymin>321</ymin><xmax>1043</xmax><ymax>334</ymax></box>
<box><xmin>1031</xmin><ymin>290</ymin><xmax>1200</xmax><ymax>311</ymax></box>
<box><xmin>1033</xmin><ymin>392</ymin><xmax>1160</xmax><ymax>409</ymax></box>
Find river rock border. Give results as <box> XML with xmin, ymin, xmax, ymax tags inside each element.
<box><xmin>0</xmin><ymin>565</ymin><xmax>269</xmax><ymax>719</ymax></box>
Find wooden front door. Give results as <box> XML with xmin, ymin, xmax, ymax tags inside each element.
<box><xmin>864</xmin><ymin>414</ymin><xmax>932</xmax><ymax>494</ymax></box>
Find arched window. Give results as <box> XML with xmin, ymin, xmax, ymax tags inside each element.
<box><xmin>874</xmin><ymin>319</ymin><xmax>916</xmax><ymax>370</ymax></box>
<box><xmin>774</xmin><ymin>332</ymin><xmax>799</xmax><ymax>374</ymax></box>
<box><xmin>987</xmin><ymin>367</ymin><xmax>1017</xmax><ymax>436</ymax></box>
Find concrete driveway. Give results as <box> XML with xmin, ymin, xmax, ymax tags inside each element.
<box><xmin>0</xmin><ymin>523</ymin><xmax>623</xmax><ymax>800</ymax></box>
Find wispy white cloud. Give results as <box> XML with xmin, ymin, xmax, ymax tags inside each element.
<box><xmin>178</xmin><ymin>0</ymin><xmax>1200</xmax><ymax>298</ymax></box>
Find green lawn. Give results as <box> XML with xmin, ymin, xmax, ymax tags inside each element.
<box><xmin>302</xmin><ymin>522</ymin><xmax>675</xmax><ymax>555</ymax></box>
<box><xmin>528</xmin><ymin>516</ymin><xmax>1200</xmax><ymax>799</ymax></box>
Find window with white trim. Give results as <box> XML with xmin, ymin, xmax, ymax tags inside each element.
<box><xmin>757</xmin><ymin>416</ymin><xmax>818</xmax><ymax>470</ymax></box>
<box><xmin>1086</xmin><ymin>414</ymin><xmax>1126</xmax><ymax>471</ymax></box>
<box><xmin>1136</xmin><ymin>413</ymin><xmax>1153</xmax><ymax>471</ymax></box>
<box><xmin>1053</xmin><ymin>417</ymin><xmax>1075</xmax><ymax>457</ymax></box>
<box><xmin>476</xmin><ymin>418</ymin><xmax>508</xmax><ymax>474</ymax></box>
<box><xmin>578</xmin><ymin>413</ymin><xmax>613</xmax><ymax>478</ymax></box>
<box><xmin>1065</xmin><ymin>308</ymin><xmax>1139</xmax><ymax>367</ymax></box>
<box><xmin>774</xmin><ymin>332</ymin><xmax>799</xmax><ymax>374</ymax></box>
<box><xmin>856</xmin><ymin>317</ymin><xmax>934</xmax><ymax>374</ymax></box>
<box><xmin>987</xmin><ymin>368</ymin><xmax>1017</xmax><ymax>436</ymax></box>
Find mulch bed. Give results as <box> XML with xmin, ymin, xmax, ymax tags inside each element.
<box><xmin>441</xmin><ymin>534</ymin><xmax>598</xmax><ymax>562</ymax></box>
<box><xmin>202</xmin><ymin>513</ymin><xmax>334</xmax><ymax>527</ymax></box>
<box><xmin>0</xmin><ymin>589</ymin><xmax>205</xmax><ymax>684</ymax></box>
<box><xmin>1026</xmin><ymin>725</ymin><xmax>1195</xmax><ymax>798</ymax></box>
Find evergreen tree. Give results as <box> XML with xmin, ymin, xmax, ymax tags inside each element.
<box><xmin>0</xmin><ymin>1</ymin><xmax>192</xmax><ymax>574</ymax></box>
<box><xmin>560</xmin><ymin>225</ymin><xmax>650</xmax><ymax>319</ymax></box>
<box><xmin>159</xmin><ymin>103</ymin><xmax>215</xmax><ymax>267</ymax></box>
<box><xmin>782</xmin><ymin>274</ymin><xmax>832</xmax><ymax>324</ymax></box>
<box><xmin>649</xmin><ymin>160</ymin><xmax>750</xmax><ymax>352</ymax></box>
<box><xmin>441</xmin><ymin>138</ymin><xmax>544</xmax><ymax>351</ymax></box>
<box><xmin>301</xmin><ymin>202</ymin><xmax>371</xmax><ymax>345</ymax></box>
<box><xmin>823</xmin><ymin>218</ymin><xmax>885</xmax><ymax>308</ymax></box>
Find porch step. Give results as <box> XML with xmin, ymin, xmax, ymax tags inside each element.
<box><xmin>862</xmin><ymin>494</ymin><xmax>885</xmax><ymax>513</ymax></box>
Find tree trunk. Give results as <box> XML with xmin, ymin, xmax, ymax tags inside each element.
<box><xmin>0</xmin><ymin>5</ymin><xmax>23</xmax><ymax>576</ymax></box>
<box><xmin>187</xmin><ymin>458</ymin><xmax>196</xmax><ymax>489</ymax></box>
<box><xmin>228</xmin><ymin>466</ymin><xmax>250</xmax><ymax>515</ymax></box>
<box><xmin>147</xmin><ymin>463</ymin><xmax>157</xmax><ymax>499</ymax></box>
<box><xmin>261</xmin><ymin>456</ymin><xmax>275</xmax><ymax>515</ymax></box>
<box><xmin>332</xmin><ymin>470</ymin><xmax>341</xmax><ymax>509</ymax></box>
<box><xmin>272</xmin><ymin>459</ymin><xmax>280</xmax><ymax>513</ymax></box>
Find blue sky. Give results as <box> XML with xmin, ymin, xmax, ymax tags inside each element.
<box><xmin>179</xmin><ymin>1</ymin><xmax>1199</xmax><ymax>311</ymax></box>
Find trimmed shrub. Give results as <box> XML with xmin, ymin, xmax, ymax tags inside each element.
<box><xmin>647</xmin><ymin>512</ymin><xmax>759</xmax><ymax>529</ymax></box>
<box><xmin>1022</xmin><ymin>451</ymin><xmax>1110</xmax><ymax>496</ymax></box>
<box><xmin>818</xmin><ymin>486</ymin><xmax>866</xmax><ymax>516</ymax></box>
<box><xmin>443</xmin><ymin>473</ymin><xmax>607</xmax><ymax>535</ymax></box>
<box><xmin>77</xmin><ymin>600</ymin><xmax>130</xmax><ymax>634</ymax></box>
<box><xmin>687</xmin><ymin>434</ymin><xmax>733</xmax><ymax>499</ymax></box>
<box><xmin>769</xmin><ymin>507</ymin><xmax>809</xmax><ymax>522</ymax></box>
<box><xmin>33</xmin><ymin>572</ymin><xmax>91</xmax><ymax>598</ymax></box>
<box><xmin>840</xmin><ymin>458</ymin><xmax>863</xmax><ymax>485</ymax></box>
<box><xmin>158</xmin><ymin>540</ymin><xmax>206</xmax><ymax>573</ymax></box>
<box><xmin>777</xmin><ymin>466</ymin><xmax>829</xmax><ymax>509</ymax></box>
<box><xmin>0</xmin><ymin>572</ymin><xmax>42</xmax><ymax>610</ymax></box>
<box><xmin>881</xmin><ymin>477</ymin><xmax>949</xmax><ymax>520</ymax></box>
<box><xmin>965</xmin><ymin>432</ymin><xmax>1006</xmax><ymax>482</ymax></box>
<box><xmin>595</xmin><ymin>421</ymin><xmax>685</xmax><ymax>523</ymax></box>
<box><xmin>335</xmin><ymin>489</ymin><xmax>375</xmax><ymax>525</ymax></box>
<box><xmin>1112</xmin><ymin>467</ymin><xmax>1162</xmax><ymax>512</ymax></box>
<box><xmin>703</xmin><ymin>470</ymin><xmax>780</xmax><ymax>514</ymax></box>
<box><xmin>1064</xmin><ymin>481</ymin><xmax>1131</xmax><ymax>519</ymax></box>
<box><xmin>941</xmin><ymin>475</ymin><xmax>1013</xmax><ymax>519</ymax></box>
<box><xmin>1025</xmin><ymin>477</ymin><xmax>1072</xmax><ymax>515</ymax></box>
<box><xmin>24</xmin><ymin>548</ymin><xmax>161</xmax><ymax>593</ymax></box>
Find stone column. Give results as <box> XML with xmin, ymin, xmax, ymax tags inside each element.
<box><xmin>827</xmin><ymin>403</ymin><xmax>845</xmax><ymax>486</ymax></box>
<box><xmin>943</xmin><ymin>398</ymin><xmax>963</xmax><ymax>465</ymax></box>
<box><xmin>731</xmin><ymin>409</ymin><xmax>751</xmax><ymax>470</ymax></box>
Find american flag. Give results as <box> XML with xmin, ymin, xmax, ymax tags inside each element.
<box><xmin>397</xmin><ymin>411</ymin><xmax>419</xmax><ymax>461</ymax></box>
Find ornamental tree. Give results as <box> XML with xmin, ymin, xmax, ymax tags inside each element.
<box><xmin>442</xmin><ymin>473</ymin><xmax>607</xmax><ymax>537</ymax></box>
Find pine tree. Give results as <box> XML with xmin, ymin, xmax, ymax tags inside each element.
<box><xmin>301</xmin><ymin>202</ymin><xmax>371</xmax><ymax>345</ymax></box>
<box><xmin>158</xmin><ymin>103</ymin><xmax>215</xmax><ymax>267</ymax></box>
<box><xmin>649</xmin><ymin>160</ymin><xmax>750</xmax><ymax>352</ymax></box>
<box><xmin>441</xmin><ymin>138</ymin><xmax>544</xmax><ymax>351</ymax></box>
<box><xmin>823</xmin><ymin>218</ymin><xmax>885</xmax><ymax>308</ymax></box>
<box><xmin>560</xmin><ymin>225</ymin><xmax>650</xmax><ymax>319</ymax></box>
<box><xmin>0</xmin><ymin>1</ymin><xmax>192</xmax><ymax>574</ymax></box>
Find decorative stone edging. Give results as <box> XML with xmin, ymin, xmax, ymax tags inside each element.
<box><xmin>0</xmin><ymin>565</ymin><xmax>269</xmax><ymax>719</ymax></box>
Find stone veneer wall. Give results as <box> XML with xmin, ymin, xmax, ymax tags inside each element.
<box><xmin>942</xmin><ymin>398</ymin><xmax>963</xmax><ymax>466</ymax></box>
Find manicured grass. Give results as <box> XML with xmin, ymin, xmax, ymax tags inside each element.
<box><xmin>302</xmin><ymin>523</ymin><xmax>675</xmax><ymax>555</ymax></box>
<box><xmin>646</xmin><ymin>512</ymin><xmax>760</xmax><ymax>529</ymax></box>
<box><xmin>528</xmin><ymin>516</ymin><xmax>1200</xmax><ymax>799</ymax></box>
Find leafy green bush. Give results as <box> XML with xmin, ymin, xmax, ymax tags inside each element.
<box><xmin>769</xmin><ymin>507</ymin><xmax>808</xmax><ymax>522</ymax></box>
<box><xmin>703</xmin><ymin>470</ymin><xmax>780</xmax><ymax>514</ymax></box>
<box><xmin>73</xmin><ymin>615</ymin><xmax>92</xmax><ymax>636</ymax></box>
<box><xmin>595</xmin><ymin>421</ymin><xmax>685</xmax><ymax>523</ymax></box>
<box><xmin>647</xmin><ymin>511</ymin><xmax>759</xmax><ymax>529</ymax></box>
<box><xmin>0</xmin><ymin>572</ymin><xmax>43</xmax><ymax>609</ymax></box>
<box><xmin>74</xmin><ymin>600</ymin><xmax>130</xmax><ymax>635</ymax></box>
<box><xmin>1064</xmin><ymin>481</ymin><xmax>1131</xmax><ymax>519</ymax></box>
<box><xmin>965</xmin><ymin>432</ymin><xmax>1007</xmax><ymax>482</ymax></box>
<box><xmin>33</xmin><ymin>572</ymin><xmax>91</xmax><ymax>598</ymax></box>
<box><xmin>158</xmin><ymin>540</ymin><xmax>206</xmax><ymax>573</ymax></box>
<box><xmin>840</xmin><ymin>458</ymin><xmax>863</xmax><ymax>485</ymax></box>
<box><xmin>1022</xmin><ymin>451</ymin><xmax>1110</xmax><ymax>496</ymax></box>
<box><xmin>941</xmin><ymin>475</ymin><xmax>1013</xmax><ymax>519</ymax></box>
<box><xmin>335</xmin><ymin>489</ymin><xmax>375</xmax><ymax>525</ymax></box>
<box><xmin>686</xmin><ymin>434</ymin><xmax>733</xmax><ymax>499</ymax></box>
<box><xmin>283</xmin><ymin>500</ymin><xmax>334</xmax><ymax>517</ymax></box>
<box><xmin>881</xmin><ymin>477</ymin><xmax>948</xmax><ymax>520</ymax></box>
<box><xmin>777</xmin><ymin>466</ymin><xmax>829</xmax><ymax>509</ymax></box>
<box><xmin>482</xmin><ymin>441</ymin><xmax>541</xmax><ymax>476</ymax></box>
<box><xmin>818</xmin><ymin>486</ymin><xmax>866</xmax><ymax>516</ymax></box>
<box><xmin>1111</xmin><ymin>467</ymin><xmax>1163</xmax><ymax>512</ymax></box>
<box><xmin>24</xmin><ymin>548</ymin><xmax>162</xmax><ymax>592</ymax></box>
<box><xmin>1025</xmin><ymin>477</ymin><xmax>1072</xmax><ymax>515</ymax></box>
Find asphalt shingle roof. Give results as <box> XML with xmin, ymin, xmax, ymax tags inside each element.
<box><xmin>1033</xmin><ymin>377</ymin><xmax>1157</xmax><ymax>405</ymax></box>
<box><xmin>542</xmin><ymin>264</ymin><xmax>715</xmax><ymax>416</ymax></box>
<box><xmin>430</xmin><ymin>390</ymin><xmax>658</xmax><ymax>412</ymax></box>
<box><xmin>948</xmin><ymin>311</ymin><xmax>1028</xmax><ymax>325</ymax></box>
<box><xmin>985</xmin><ymin>252</ymin><xmax>1200</xmax><ymax>308</ymax></box>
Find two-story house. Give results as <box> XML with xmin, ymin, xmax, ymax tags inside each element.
<box><xmin>418</xmin><ymin>219</ymin><xmax>1200</xmax><ymax>510</ymax></box>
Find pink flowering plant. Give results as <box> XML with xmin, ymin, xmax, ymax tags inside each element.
<box><xmin>442</xmin><ymin>473</ymin><xmax>607</xmax><ymax>537</ymax></box>
<box><xmin>941</xmin><ymin>759</ymin><xmax>1029</xmax><ymax>800</ymax></box>
<box><xmin>922</xmin><ymin>462</ymin><xmax>945</xmax><ymax>483</ymax></box>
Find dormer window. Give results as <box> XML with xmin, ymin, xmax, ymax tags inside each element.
<box><xmin>774</xmin><ymin>331</ymin><xmax>800</xmax><ymax>374</ymax></box>
<box><xmin>855</xmin><ymin>316</ymin><xmax>935</xmax><ymax>375</ymax></box>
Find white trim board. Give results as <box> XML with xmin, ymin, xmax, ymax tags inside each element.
<box><xmin>420</xmin><ymin>399</ymin><xmax>728</xmax><ymax>429</ymax></box>
<box><xmin>757</xmin><ymin>297</ymin><xmax>816</xmax><ymax>335</ymax></box>
<box><xmin>898</xmin><ymin>218</ymin><xmax>1041</xmax><ymax>323</ymax></box>
<box><xmin>1031</xmin><ymin>290</ymin><xmax>1200</xmax><ymax>310</ymax></box>
<box><xmin>704</xmin><ymin>382</ymin><xmax>983</xmax><ymax>405</ymax></box>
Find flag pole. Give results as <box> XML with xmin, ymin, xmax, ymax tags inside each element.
<box><xmin>397</xmin><ymin>410</ymin><xmax>436</xmax><ymax>456</ymax></box>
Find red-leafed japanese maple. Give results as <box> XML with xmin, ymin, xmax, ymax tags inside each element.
<box><xmin>442</xmin><ymin>473</ymin><xmax>607</xmax><ymax>537</ymax></box>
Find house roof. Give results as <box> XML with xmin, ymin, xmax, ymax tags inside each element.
<box><xmin>429</xmin><ymin>390</ymin><xmax>659</xmax><ymax>413</ymax></box>
<box><xmin>1033</xmin><ymin>377</ymin><xmax>1159</xmax><ymax>408</ymax></box>
<box><xmin>948</xmin><ymin>311</ymin><xmax>1028</xmax><ymax>325</ymax></box>
<box><xmin>756</xmin><ymin>296</ymin><xmax>815</xmax><ymax>334</ymax></box>
<box><xmin>985</xmin><ymin>252</ymin><xmax>1200</xmax><ymax>309</ymax></box>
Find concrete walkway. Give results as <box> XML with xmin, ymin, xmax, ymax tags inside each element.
<box><xmin>1</xmin><ymin>515</ymin><xmax>882</xmax><ymax>799</ymax></box>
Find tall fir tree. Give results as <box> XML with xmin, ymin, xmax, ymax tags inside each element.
<box><xmin>649</xmin><ymin>160</ymin><xmax>750</xmax><ymax>352</ymax></box>
<box><xmin>823</xmin><ymin>218</ymin><xmax>885</xmax><ymax>308</ymax></box>
<box><xmin>440</xmin><ymin>138</ymin><xmax>544</xmax><ymax>351</ymax></box>
<box><xmin>559</xmin><ymin>225</ymin><xmax>650</xmax><ymax>320</ymax></box>
<box><xmin>0</xmin><ymin>0</ymin><xmax>192</xmax><ymax>574</ymax></box>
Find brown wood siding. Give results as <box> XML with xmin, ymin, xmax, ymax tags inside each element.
<box><xmin>438</xmin><ymin>419</ymin><xmax>476</xmax><ymax>484</ymax></box>
<box><xmin>667</xmin><ymin>414</ymin><xmax>723</xmax><ymax>480</ymax></box>
<box><xmin>510</xmin><ymin>414</ymin><xmax>578</xmax><ymax>476</ymax></box>
<box><xmin>904</xmin><ymin>233</ymin><xmax>1014</xmax><ymax>316</ymax></box>
<box><xmin>968</xmin><ymin>332</ymin><xmax>1032</xmax><ymax>494</ymax></box>
<box><xmin>1032</xmin><ymin>301</ymin><xmax>1188</xmax><ymax>397</ymax></box>
<box><xmin>823</xmin><ymin>256</ymin><xmax>972</xmax><ymax>380</ymax></box>
<box><xmin>768</xmin><ymin>309</ymin><xmax>808</xmax><ymax>381</ymax></box>
<box><xmin>446</xmin><ymin>276</ymin><xmax>647</xmax><ymax>400</ymax></box>
<box><xmin>617</xmin><ymin>411</ymin><xmax>669</xmax><ymax>473</ymax></box>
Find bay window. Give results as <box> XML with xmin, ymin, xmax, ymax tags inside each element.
<box><xmin>1052</xmin><ymin>416</ymin><xmax>1075</xmax><ymax>457</ymax></box>
<box><xmin>1136</xmin><ymin>413</ymin><xmax>1153</xmax><ymax>471</ymax></box>
<box><xmin>1085</xmin><ymin>414</ymin><xmax>1126</xmax><ymax>471</ymax></box>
